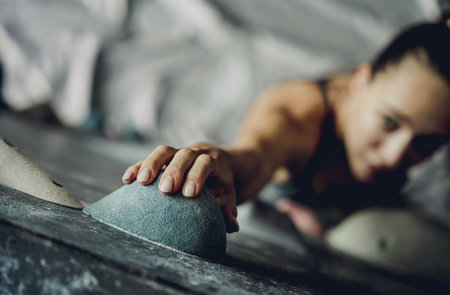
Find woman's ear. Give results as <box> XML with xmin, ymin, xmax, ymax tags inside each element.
<box><xmin>349</xmin><ymin>63</ymin><xmax>372</xmax><ymax>96</ymax></box>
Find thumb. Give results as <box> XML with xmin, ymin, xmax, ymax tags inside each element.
<box><xmin>223</xmin><ymin>207</ymin><xmax>240</xmax><ymax>233</ymax></box>
<box><xmin>216</xmin><ymin>192</ymin><xmax>239</xmax><ymax>233</ymax></box>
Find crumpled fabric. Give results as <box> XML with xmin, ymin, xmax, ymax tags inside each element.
<box><xmin>1</xmin><ymin>0</ymin><xmax>448</xmax><ymax>225</ymax></box>
<box><xmin>0</xmin><ymin>0</ymin><xmax>440</xmax><ymax>144</ymax></box>
<box><xmin>0</xmin><ymin>0</ymin><xmax>127</xmax><ymax>126</ymax></box>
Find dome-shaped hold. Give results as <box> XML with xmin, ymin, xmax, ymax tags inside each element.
<box><xmin>83</xmin><ymin>174</ymin><xmax>226</xmax><ymax>260</ymax></box>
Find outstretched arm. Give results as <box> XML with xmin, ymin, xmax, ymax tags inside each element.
<box><xmin>229</xmin><ymin>80</ymin><xmax>327</xmax><ymax>203</ymax></box>
<box><xmin>122</xmin><ymin>80</ymin><xmax>327</xmax><ymax>232</ymax></box>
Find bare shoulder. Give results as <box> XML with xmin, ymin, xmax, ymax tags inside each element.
<box><xmin>260</xmin><ymin>79</ymin><xmax>329</xmax><ymax>128</ymax></box>
<box><xmin>236</xmin><ymin>74</ymin><xmax>352</xmax><ymax>170</ymax></box>
<box><xmin>270</xmin><ymin>73</ymin><xmax>352</xmax><ymax>119</ymax></box>
<box><xmin>259</xmin><ymin>74</ymin><xmax>351</xmax><ymax>168</ymax></box>
<box><xmin>250</xmin><ymin>80</ymin><xmax>330</xmax><ymax>167</ymax></box>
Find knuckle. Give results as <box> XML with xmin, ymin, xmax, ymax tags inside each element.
<box><xmin>148</xmin><ymin>159</ymin><xmax>161</xmax><ymax>171</ymax></box>
<box><xmin>128</xmin><ymin>163</ymin><xmax>141</xmax><ymax>172</ymax></box>
<box><xmin>177</xmin><ymin>148</ymin><xmax>196</xmax><ymax>158</ymax></box>
<box><xmin>198</xmin><ymin>153</ymin><xmax>214</xmax><ymax>165</ymax></box>
<box><xmin>156</xmin><ymin>144</ymin><xmax>173</xmax><ymax>153</ymax></box>
<box><xmin>131</xmin><ymin>160</ymin><xmax>143</xmax><ymax>168</ymax></box>
<box><xmin>213</xmin><ymin>150</ymin><xmax>227</xmax><ymax>162</ymax></box>
<box><xmin>166</xmin><ymin>164</ymin><xmax>181</xmax><ymax>173</ymax></box>
<box><xmin>165</xmin><ymin>161</ymin><xmax>185</xmax><ymax>175</ymax></box>
<box><xmin>143</xmin><ymin>156</ymin><xmax>161</xmax><ymax>170</ymax></box>
<box><xmin>129</xmin><ymin>166</ymin><xmax>139</xmax><ymax>173</ymax></box>
<box><xmin>186</xmin><ymin>169</ymin><xmax>204</xmax><ymax>182</ymax></box>
<box><xmin>190</xmin><ymin>142</ymin><xmax>209</xmax><ymax>149</ymax></box>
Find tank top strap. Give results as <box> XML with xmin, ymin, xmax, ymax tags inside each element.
<box><xmin>316</xmin><ymin>78</ymin><xmax>330</xmax><ymax>112</ymax></box>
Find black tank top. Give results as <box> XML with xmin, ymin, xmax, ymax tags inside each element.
<box><xmin>289</xmin><ymin>79</ymin><xmax>406</xmax><ymax>226</ymax></box>
<box><xmin>317</xmin><ymin>78</ymin><xmax>330</xmax><ymax>112</ymax></box>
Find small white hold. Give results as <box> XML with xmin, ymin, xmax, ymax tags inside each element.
<box><xmin>0</xmin><ymin>137</ymin><xmax>83</xmax><ymax>209</ymax></box>
<box><xmin>326</xmin><ymin>208</ymin><xmax>450</xmax><ymax>283</ymax></box>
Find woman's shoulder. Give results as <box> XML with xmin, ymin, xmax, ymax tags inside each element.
<box><xmin>264</xmin><ymin>80</ymin><xmax>328</xmax><ymax>123</ymax></box>
<box><xmin>266</xmin><ymin>73</ymin><xmax>351</xmax><ymax>128</ymax></box>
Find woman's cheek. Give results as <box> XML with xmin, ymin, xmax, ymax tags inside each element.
<box><xmin>363</xmin><ymin>110</ymin><xmax>385</xmax><ymax>149</ymax></box>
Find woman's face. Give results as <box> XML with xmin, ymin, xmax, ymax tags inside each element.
<box><xmin>341</xmin><ymin>54</ymin><xmax>450</xmax><ymax>183</ymax></box>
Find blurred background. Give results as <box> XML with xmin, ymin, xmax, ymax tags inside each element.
<box><xmin>0</xmin><ymin>0</ymin><xmax>449</xmax><ymax>225</ymax></box>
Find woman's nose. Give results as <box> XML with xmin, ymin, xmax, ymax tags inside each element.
<box><xmin>379</xmin><ymin>133</ymin><xmax>411</xmax><ymax>169</ymax></box>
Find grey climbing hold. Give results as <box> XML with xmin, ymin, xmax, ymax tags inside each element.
<box><xmin>83</xmin><ymin>174</ymin><xmax>226</xmax><ymax>260</ymax></box>
<box><xmin>326</xmin><ymin>208</ymin><xmax>450</xmax><ymax>282</ymax></box>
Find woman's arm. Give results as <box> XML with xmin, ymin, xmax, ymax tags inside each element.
<box><xmin>229</xmin><ymin>80</ymin><xmax>328</xmax><ymax>203</ymax></box>
<box><xmin>122</xmin><ymin>80</ymin><xmax>327</xmax><ymax>232</ymax></box>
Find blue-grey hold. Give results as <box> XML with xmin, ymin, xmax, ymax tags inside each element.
<box><xmin>83</xmin><ymin>174</ymin><xmax>226</xmax><ymax>260</ymax></box>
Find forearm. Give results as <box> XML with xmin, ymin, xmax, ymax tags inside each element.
<box><xmin>225</xmin><ymin>81</ymin><xmax>326</xmax><ymax>203</ymax></box>
<box><xmin>122</xmin><ymin>80</ymin><xmax>326</xmax><ymax>233</ymax></box>
<box><xmin>225</xmin><ymin>89</ymin><xmax>309</xmax><ymax>202</ymax></box>
<box><xmin>227</xmin><ymin>116</ymin><xmax>297</xmax><ymax>203</ymax></box>
<box><xmin>225</xmin><ymin>147</ymin><xmax>273</xmax><ymax>204</ymax></box>
<box><xmin>227</xmin><ymin>120</ymin><xmax>304</xmax><ymax>203</ymax></box>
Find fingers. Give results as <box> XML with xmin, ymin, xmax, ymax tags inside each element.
<box><xmin>137</xmin><ymin>145</ymin><xmax>178</xmax><ymax>185</ymax></box>
<box><xmin>122</xmin><ymin>145</ymin><xmax>177</xmax><ymax>185</ymax></box>
<box><xmin>216</xmin><ymin>189</ymin><xmax>239</xmax><ymax>233</ymax></box>
<box><xmin>158</xmin><ymin>148</ymin><xmax>200</xmax><ymax>194</ymax></box>
<box><xmin>122</xmin><ymin>161</ymin><xmax>142</xmax><ymax>184</ymax></box>
<box><xmin>124</xmin><ymin>144</ymin><xmax>220</xmax><ymax>197</ymax></box>
<box><xmin>222</xmin><ymin>205</ymin><xmax>239</xmax><ymax>233</ymax></box>
<box><xmin>182</xmin><ymin>154</ymin><xmax>215</xmax><ymax>197</ymax></box>
<box><xmin>122</xmin><ymin>143</ymin><xmax>239</xmax><ymax>234</ymax></box>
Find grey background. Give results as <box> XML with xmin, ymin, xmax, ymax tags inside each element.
<box><xmin>0</xmin><ymin>0</ymin><xmax>449</xmax><ymax>225</ymax></box>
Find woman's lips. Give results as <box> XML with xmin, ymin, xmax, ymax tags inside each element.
<box><xmin>366</xmin><ymin>161</ymin><xmax>381</xmax><ymax>176</ymax></box>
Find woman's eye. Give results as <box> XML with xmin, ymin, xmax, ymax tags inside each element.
<box><xmin>382</xmin><ymin>115</ymin><xmax>398</xmax><ymax>131</ymax></box>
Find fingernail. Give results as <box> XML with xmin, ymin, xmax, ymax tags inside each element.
<box><xmin>137</xmin><ymin>168</ymin><xmax>150</xmax><ymax>183</ymax></box>
<box><xmin>160</xmin><ymin>176</ymin><xmax>174</xmax><ymax>193</ymax></box>
<box><xmin>122</xmin><ymin>171</ymin><xmax>132</xmax><ymax>181</ymax></box>
<box><xmin>183</xmin><ymin>181</ymin><xmax>196</xmax><ymax>197</ymax></box>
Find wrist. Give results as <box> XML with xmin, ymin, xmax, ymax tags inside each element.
<box><xmin>225</xmin><ymin>146</ymin><xmax>274</xmax><ymax>203</ymax></box>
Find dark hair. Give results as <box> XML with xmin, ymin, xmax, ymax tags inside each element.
<box><xmin>372</xmin><ymin>12</ymin><xmax>450</xmax><ymax>84</ymax></box>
